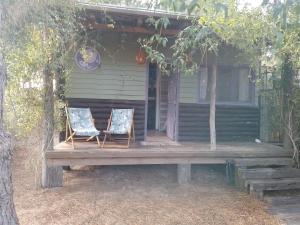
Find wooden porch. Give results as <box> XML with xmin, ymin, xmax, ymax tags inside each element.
<box><xmin>47</xmin><ymin>141</ymin><xmax>291</xmax><ymax>167</ymax></box>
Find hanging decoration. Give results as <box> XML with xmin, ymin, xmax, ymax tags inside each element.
<box><xmin>135</xmin><ymin>48</ymin><xmax>146</xmax><ymax>65</ymax></box>
<box><xmin>75</xmin><ymin>47</ymin><xmax>101</xmax><ymax>71</ymax></box>
<box><xmin>185</xmin><ymin>53</ymin><xmax>193</xmax><ymax>66</ymax></box>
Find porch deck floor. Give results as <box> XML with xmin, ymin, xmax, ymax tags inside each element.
<box><xmin>46</xmin><ymin>141</ymin><xmax>292</xmax><ymax>166</ymax></box>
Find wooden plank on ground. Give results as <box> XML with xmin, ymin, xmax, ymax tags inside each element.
<box><xmin>232</xmin><ymin>158</ymin><xmax>293</xmax><ymax>167</ymax></box>
<box><xmin>283</xmin><ymin>216</ymin><xmax>300</xmax><ymax>225</ymax></box>
<box><xmin>226</xmin><ymin>159</ymin><xmax>293</xmax><ymax>187</ymax></box>
<box><xmin>249</xmin><ymin>178</ymin><xmax>300</xmax><ymax>199</ymax></box>
<box><xmin>265</xmin><ymin>195</ymin><xmax>300</xmax><ymax>205</ymax></box>
<box><xmin>239</xmin><ymin>168</ymin><xmax>300</xmax><ymax>189</ymax></box>
<box><xmin>269</xmin><ymin>204</ymin><xmax>300</xmax><ymax>217</ymax></box>
<box><xmin>239</xmin><ymin>168</ymin><xmax>300</xmax><ymax>180</ymax></box>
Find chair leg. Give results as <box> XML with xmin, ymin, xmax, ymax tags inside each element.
<box><xmin>96</xmin><ymin>136</ymin><xmax>100</xmax><ymax>147</ymax></box>
<box><xmin>132</xmin><ymin>125</ymin><xmax>135</xmax><ymax>143</ymax></box>
<box><xmin>65</xmin><ymin>133</ymin><xmax>75</xmax><ymax>142</ymax></box>
<box><xmin>102</xmin><ymin>134</ymin><xmax>107</xmax><ymax>148</ymax></box>
<box><xmin>65</xmin><ymin>121</ymin><xmax>68</xmax><ymax>142</ymax></box>
<box><xmin>86</xmin><ymin>136</ymin><xmax>95</xmax><ymax>142</ymax></box>
<box><xmin>127</xmin><ymin>133</ymin><xmax>131</xmax><ymax>148</ymax></box>
<box><xmin>70</xmin><ymin>132</ymin><xmax>75</xmax><ymax>149</ymax></box>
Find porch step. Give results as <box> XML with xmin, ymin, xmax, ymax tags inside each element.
<box><xmin>265</xmin><ymin>195</ymin><xmax>300</xmax><ymax>205</ymax></box>
<box><xmin>225</xmin><ymin>158</ymin><xmax>293</xmax><ymax>185</ymax></box>
<box><xmin>269</xmin><ymin>204</ymin><xmax>300</xmax><ymax>225</ymax></box>
<box><xmin>226</xmin><ymin>155</ymin><xmax>300</xmax><ymax>224</ymax></box>
<box><xmin>248</xmin><ymin>178</ymin><xmax>300</xmax><ymax>199</ymax></box>
<box><xmin>238</xmin><ymin>168</ymin><xmax>300</xmax><ymax>189</ymax></box>
<box><xmin>283</xmin><ymin>217</ymin><xmax>300</xmax><ymax>225</ymax></box>
<box><xmin>229</xmin><ymin>158</ymin><xmax>293</xmax><ymax>168</ymax></box>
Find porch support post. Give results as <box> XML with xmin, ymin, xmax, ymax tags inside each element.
<box><xmin>41</xmin><ymin>66</ymin><xmax>63</xmax><ymax>188</ymax></box>
<box><xmin>177</xmin><ymin>164</ymin><xmax>191</xmax><ymax>185</ymax></box>
<box><xmin>210</xmin><ymin>55</ymin><xmax>217</xmax><ymax>150</ymax></box>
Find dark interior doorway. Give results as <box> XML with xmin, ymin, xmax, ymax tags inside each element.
<box><xmin>147</xmin><ymin>63</ymin><xmax>157</xmax><ymax>130</ymax></box>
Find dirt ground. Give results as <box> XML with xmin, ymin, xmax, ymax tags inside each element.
<box><xmin>12</xmin><ymin>147</ymin><xmax>283</xmax><ymax>225</ymax></box>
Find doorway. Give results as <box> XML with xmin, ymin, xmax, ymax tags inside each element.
<box><xmin>145</xmin><ymin>63</ymin><xmax>178</xmax><ymax>143</ymax></box>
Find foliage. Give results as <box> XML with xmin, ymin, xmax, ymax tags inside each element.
<box><xmin>140</xmin><ymin>0</ymin><xmax>274</xmax><ymax>76</ymax></box>
<box><xmin>1</xmin><ymin>0</ymin><xmax>86</xmax><ymax>138</ymax></box>
<box><xmin>285</xmin><ymin>86</ymin><xmax>300</xmax><ymax>167</ymax></box>
<box><xmin>262</xmin><ymin>0</ymin><xmax>300</xmax><ymax>72</ymax></box>
<box><xmin>260</xmin><ymin>88</ymin><xmax>283</xmax><ymax>142</ymax></box>
<box><xmin>261</xmin><ymin>0</ymin><xmax>300</xmax><ymax>163</ymax></box>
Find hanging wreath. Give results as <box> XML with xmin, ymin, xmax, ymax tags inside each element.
<box><xmin>75</xmin><ymin>47</ymin><xmax>101</xmax><ymax>71</ymax></box>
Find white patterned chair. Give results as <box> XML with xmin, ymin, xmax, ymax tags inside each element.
<box><xmin>65</xmin><ymin>107</ymin><xmax>100</xmax><ymax>148</ymax></box>
<box><xmin>102</xmin><ymin>108</ymin><xmax>135</xmax><ymax>148</ymax></box>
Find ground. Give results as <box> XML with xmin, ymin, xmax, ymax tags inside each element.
<box><xmin>13</xmin><ymin>147</ymin><xmax>282</xmax><ymax>225</ymax></box>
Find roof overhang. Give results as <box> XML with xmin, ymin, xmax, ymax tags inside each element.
<box><xmin>76</xmin><ymin>1</ymin><xmax>191</xmax><ymax>20</ymax></box>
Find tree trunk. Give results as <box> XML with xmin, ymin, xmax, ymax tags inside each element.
<box><xmin>41</xmin><ymin>67</ymin><xmax>63</xmax><ymax>188</ymax></box>
<box><xmin>210</xmin><ymin>55</ymin><xmax>217</xmax><ymax>150</ymax></box>
<box><xmin>0</xmin><ymin>4</ymin><xmax>20</xmax><ymax>225</ymax></box>
<box><xmin>281</xmin><ymin>55</ymin><xmax>294</xmax><ymax>149</ymax></box>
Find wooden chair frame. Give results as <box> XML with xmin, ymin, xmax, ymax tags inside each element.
<box><xmin>65</xmin><ymin>107</ymin><xmax>100</xmax><ymax>149</ymax></box>
<box><xmin>102</xmin><ymin>109</ymin><xmax>135</xmax><ymax>148</ymax></box>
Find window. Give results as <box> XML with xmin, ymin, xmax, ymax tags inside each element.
<box><xmin>198</xmin><ymin>66</ymin><xmax>253</xmax><ymax>104</ymax></box>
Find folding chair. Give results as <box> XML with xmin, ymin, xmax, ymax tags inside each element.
<box><xmin>102</xmin><ymin>108</ymin><xmax>135</xmax><ymax>148</ymax></box>
<box><xmin>65</xmin><ymin>107</ymin><xmax>100</xmax><ymax>148</ymax></box>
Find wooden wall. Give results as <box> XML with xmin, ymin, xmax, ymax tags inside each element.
<box><xmin>66</xmin><ymin>98</ymin><xmax>145</xmax><ymax>140</ymax></box>
<box><xmin>178</xmin><ymin>103</ymin><xmax>260</xmax><ymax>141</ymax></box>
<box><xmin>62</xmin><ymin>33</ymin><xmax>147</xmax><ymax>141</ymax></box>
<box><xmin>65</xmin><ymin>33</ymin><xmax>146</xmax><ymax>101</ymax></box>
<box><xmin>179</xmin><ymin>74</ymin><xmax>199</xmax><ymax>103</ymax></box>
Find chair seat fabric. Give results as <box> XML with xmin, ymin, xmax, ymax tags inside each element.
<box><xmin>68</xmin><ymin>107</ymin><xmax>100</xmax><ymax>137</ymax></box>
<box><xmin>73</xmin><ymin>128</ymin><xmax>100</xmax><ymax>137</ymax></box>
<box><xmin>108</xmin><ymin>109</ymin><xmax>134</xmax><ymax>134</ymax></box>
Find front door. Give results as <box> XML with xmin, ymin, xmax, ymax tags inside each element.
<box><xmin>166</xmin><ymin>72</ymin><xmax>179</xmax><ymax>141</ymax></box>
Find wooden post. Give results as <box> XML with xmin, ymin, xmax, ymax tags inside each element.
<box><xmin>41</xmin><ymin>67</ymin><xmax>63</xmax><ymax>188</ymax></box>
<box><xmin>210</xmin><ymin>55</ymin><xmax>217</xmax><ymax>150</ymax></box>
<box><xmin>0</xmin><ymin>3</ymin><xmax>20</xmax><ymax>224</ymax></box>
<box><xmin>281</xmin><ymin>55</ymin><xmax>294</xmax><ymax>149</ymax></box>
<box><xmin>177</xmin><ymin>164</ymin><xmax>191</xmax><ymax>185</ymax></box>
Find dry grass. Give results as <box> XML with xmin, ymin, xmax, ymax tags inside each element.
<box><xmin>12</xmin><ymin>147</ymin><xmax>283</xmax><ymax>225</ymax></box>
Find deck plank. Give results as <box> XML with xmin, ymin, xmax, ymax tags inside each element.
<box><xmin>47</xmin><ymin>142</ymin><xmax>291</xmax><ymax>166</ymax></box>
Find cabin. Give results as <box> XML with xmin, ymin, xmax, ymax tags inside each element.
<box><xmin>45</xmin><ymin>3</ymin><xmax>290</xmax><ymax>188</ymax></box>
<box><xmin>64</xmin><ymin>3</ymin><xmax>259</xmax><ymax>143</ymax></box>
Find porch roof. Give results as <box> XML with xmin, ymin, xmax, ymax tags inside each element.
<box><xmin>76</xmin><ymin>1</ymin><xmax>191</xmax><ymax>20</ymax></box>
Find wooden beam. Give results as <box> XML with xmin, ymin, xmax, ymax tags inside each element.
<box><xmin>89</xmin><ymin>23</ymin><xmax>180</xmax><ymax>36</ymax></box>
<box><xmin>47</xmin><ymin>157</ymin><xmax>225</xmax><ymax>167</ymax></box>
<box><xmin>177</xmin><ymin>164</ymin><xmax>191</xmax><ymax>185</ymax></box>
<box><xmin>46</xmin><ymin>150</ymin><xmax>291</xmax><ymax>159</ymax></box>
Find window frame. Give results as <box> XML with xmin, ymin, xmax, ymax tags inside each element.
<box><xmin>197</xmin><ymin>65</ymin><xmax>256</xmax><ymax>106</ymax></box>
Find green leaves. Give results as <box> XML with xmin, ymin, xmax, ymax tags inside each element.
<box><xmin>142</xmin><ymin>0</ymin><xmax>274</xmax><ymax>76</ymax></box>
<box><xmin>1</xmin><ymin>0</ymin><xmax>86</xmax><ymax>137</ymax></box>
<box><xmin>146</xmin><ymin>16</ymin><xmax>170</xmax><ymax>30</ymax></box>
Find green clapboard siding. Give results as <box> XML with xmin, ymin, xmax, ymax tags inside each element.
<box><xmin>180</xmin><ymin>74</ymin><xmax>198</xmax><ymax>103</ymax></box>
<box><xmin>65</xmin><ymin>34</ymin><xmax>147</xmax><ymax>101</ymax></box>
